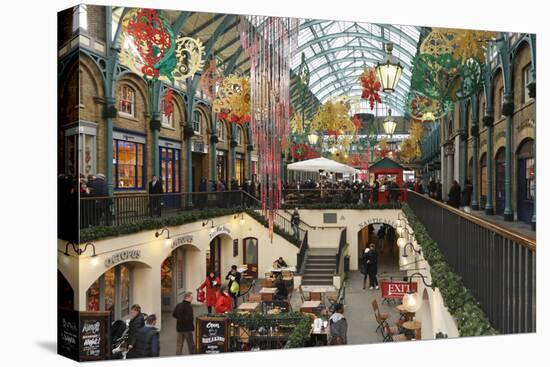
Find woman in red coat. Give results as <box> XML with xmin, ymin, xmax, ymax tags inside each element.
<box><xmin>215</xmin><ymin>286</ymin><xmax>233</xmax><ymax>314</ymax></box>
<box><xmin>197</xmin><ymin>272</ymin><xmax>221</xmax><ymax>314</ymax></box>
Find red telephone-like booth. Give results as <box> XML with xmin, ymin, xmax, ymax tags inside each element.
<box><xmin>369</xmin><ymin>158</ymin><xmax>407</xmax><ymax>203</ymax></box>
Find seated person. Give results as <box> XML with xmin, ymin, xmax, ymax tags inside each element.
<box><xmin>274</xmin><ymin>277</ymin><xmax>288</xmax><ymax>300</ymax></box>
<box><xmin>275</xmin><ymin>257</ymin><xmax>288</xmax><ymax>268</ymax></box>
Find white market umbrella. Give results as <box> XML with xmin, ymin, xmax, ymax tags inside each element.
<box><xmin>287</xmin><ymin>157</ymin><xmax>358</xmax><ymax>174</ymax></box>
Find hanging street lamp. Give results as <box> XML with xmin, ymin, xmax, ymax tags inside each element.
<box><xmin>376</xmin><ymin>43</ymin><xmax>403</xmax><ymax>93</ymax></box>
<box><xmin>383</xmin><ymin>109</ymin><xmax>398</xmax><ymax>136</ymax></box>
<box><xmin>307</xmin><ymin>131</ymin><xmax>319</xmax><ymax>145</ymax></box>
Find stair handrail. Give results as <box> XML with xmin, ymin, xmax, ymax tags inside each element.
<box><xmin>296</xmin><ymin>231</ymin><xmax>309</xmax><ymax>275</ymax></box>
<box><xmin>335</xmin><ymin>228</ymin><xmax>348</xmax><ymax>275</ymax></box>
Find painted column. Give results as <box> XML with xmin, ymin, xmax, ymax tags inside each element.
<box><xmin>470</xmin><ymin>97</ymin><xmax>480</xmax><ymax>210</ymax></box>
<box><xmin>527</xmin><ymin>34</ymin><xmax>536</xmax><ymax>229</ymax></box>
<box><xmin>210</xmin><ymin>131</ymin><xmax>218</xmax><ymax>187</ymax></box>
<box><xmin>229</xmin><ymin>125</ymin><xmax>237</xmax><ymax>190</ymax></box>
<box><xmin>104</xmin><ymin>8</ymin><xmax>115</xmax><ymax>195</ymax></box>
<box><xmin>502</xmin><ymin>94</ymin><xmax>514</xmax><ymax>221</ymax></box>
<box><xmin>151</xmin><ymin>111</ymin><xmax>161</xmax><ymax>177</ymax></box>
<box><xmin>184</xmin><ymin>80</ymin><xmax>197</xmax><ymax>205</ymax></box>
<box><xmin>246</xmin><ymin>145</ymin><xmax>254</xmax><ymax>180</ymax></box>
<box><xmin>459</xmin><ymin>102</ymin><xmax>468</xmax><ymax>189</ymax></box>
<box><xmin>483</xmin><ymin>115</ymin><xmax>494</xmax><ymax>215</ymax></box>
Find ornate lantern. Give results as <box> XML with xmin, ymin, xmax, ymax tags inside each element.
<box><xmin>376</xmin><ymin>43</ymin><xmax>403</xmax><ymax>93</ymax></box>
<box><xmin>382</xmin><ymin>109</ymin><xmax>398</xmax><ymax>135</ymax></box>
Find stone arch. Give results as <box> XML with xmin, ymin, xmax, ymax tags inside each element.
<box><xmin>84</xmin><ymin>258</ymin><xmax>153</xmax><ymax>292</ymax></box>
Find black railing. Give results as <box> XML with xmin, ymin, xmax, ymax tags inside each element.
<box><xmin>335</xmin><ymin>228</ymin><xmax>348</xmax><ymax>274</ymax></box>
<box><xmin>283</xmin><ymin>188</ymin><xmax>408</xmax><ymax>206</ymax></box>
<box><xmin>296</xmin><ymin>231</ymin><xmax>309</xmax><ymax>275</ymax></box>
<box><xmin>407</xmin><ymin>190</ymin><xmax>536</xmax><ymax>334</ymax></box>
<box><xmin>80</xmin><ymin>191</ymin><xmax>244</xmax><ymax>228</ymax></box>
<box><xmin>241</xmin><ymin>191</ymin><xmax>308</xmax><ymax>244</ymax></box>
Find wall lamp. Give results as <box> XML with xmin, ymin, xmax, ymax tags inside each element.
<box><xmin>403</xmin><ymin>242</ymin><xmax>422</xmax><ymax>257</ymax></box>
<box><xmin>234</xmin><ymin>213</ymin><xmax>245</xmax><ymax>225</ymax></box>
<box><xmin>64</xmin><ymin>241</ymin><xmax>97</xmax><ymax>257</ymax></box>
<box><xmin>402</xmin><ymin>272</ymin><xmax>435</xmax><ymax>313</ymax></box>
<box><xmin>155</xmin><ymin>227</ymin><xmax>171</xmax><ymax>239</ymax></box>
<box><xmin>202</xmin><ymin>219</ymin><xmax>215</xmax><ymax>228</ymax></box>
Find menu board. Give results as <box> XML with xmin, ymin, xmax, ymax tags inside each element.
<box><xmin>58</xmin><ymin>309</ymin><xmax>79</xmax><ymax>360</ymax></box>
<box><xmin>78</xmin><ymin>311</ymin><xmax>111</xmax><ymax>361</ymax></box>
<box><xmin>196</xmin><ymin>316</ymin><xmax>229</xmax><ymax>354</ymax></box>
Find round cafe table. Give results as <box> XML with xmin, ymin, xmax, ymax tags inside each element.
<box><xmin>402</xmin><ymin>320</ymin><xmax>422</xmax><ymax>340</ymax></box>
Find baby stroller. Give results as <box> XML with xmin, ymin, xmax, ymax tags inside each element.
<box><xmin>111</xmin><ymin>319</ymin><xmax>129</xmax><ymax>359</ymax></box>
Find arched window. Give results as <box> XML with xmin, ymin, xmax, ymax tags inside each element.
<box><xmin>193</xmin><ymin>110</ymin><xmax>202</xmax><ymax>134</ymax></box>
<box><xmin>217</xmin><ymin>121</ymin><xmax>226</xmax><ymax>141</ymax></box>
<box><xmin>236</xmin><ymin>125</ymin><xmax>244</xmax><ymax>145</ymax></box>
<box><xmin>522</xmin><ymin>63</ymin><xmax>533</xmax><ymax>104</ymax></box>
<box><xmin>160</xmin><ymin>97</ymin><xmax>174</xmax><ymax>128</ymax></box>
<box><xmin>118</xmin><ymin>85</ymin><xmax>135</xmax><ymax>117</ymax></box>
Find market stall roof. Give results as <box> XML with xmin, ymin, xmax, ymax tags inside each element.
<box><xmin>369</xmin><ymin>157</ymin><xmax>405</xmax><ymax>170</ymax></box>
<box><xmin>287</xmin><ymin>157</ymin><xmax>358</xmax><ymax>174</ymax></box>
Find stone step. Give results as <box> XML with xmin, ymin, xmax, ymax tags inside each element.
<box><xmin>304</xmin><ymin>266</ymin><xmax>335</xmax><ymax>272</ymax></box>
<box><xmin>307</xmin><ymin>257</ymin><xmax>337</xmax><ymax>262</ymax></box>
<box><xmin>303</xmin><ymin>272</ymin><xmax>335</xmax><ymax>277</ymax></box>
<box><xmin>301</xmin><ymin>279</ymin><xmax>334</xmax><ymax>286</ymax></box>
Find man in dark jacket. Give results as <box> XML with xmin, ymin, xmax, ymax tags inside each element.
<box><xmin>447</xmin><ymin>180</ymin><xmax>461</xmax><ymax>208</ymax></box>
<box><xmin>365</xmin><ymin>243</ymin><xmax>379</xmax><ymax>290</ymax></box>
<box><xmin>462</xmin><ymin>179</ymin><xmax>473</xmax><ymax>212</ymax></box>
<box><xmin>291</xmin><ymin>208</ymin><xmax>301</xmax><ymax>239</ymax></box>
<box><xmin>148</xmin><ymin>175</ymin><xmax>164</xmax><ymax>217</ymax></box>
<box><xmin>173</xmin><ymin>292</ymin><xmax>195</xmax><ymax>355</ymax></box>
<box><xmin>127</xmin><ymin>304</ymin><xmax>145</xmax><ymax>352</ymax></box>
<box><xmin>126</xmin><ymin>314</ymin><xmax>159</xmax><ymax>359</ymax></box>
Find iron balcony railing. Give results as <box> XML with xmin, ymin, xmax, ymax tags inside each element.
<box><xmin>296</xmin><ymin>231</ymin><xmax>309</xmax><ymax>275</ymax></box>
<box><xmin>282</xmin><ymin>188</ymin><xmax>408</xmax><ymax>206</ymax></box>
<box><xmin>80</xmin><ymin>191</ymin><xmax>244</xmax><ymax>229</ymax></box>
<box><xmin>407</xmin><ymin>190</ymin><xmax>536</xmax><ymax>334</ymax></box>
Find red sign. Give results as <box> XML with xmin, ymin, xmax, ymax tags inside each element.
<box><xmin>380</xmin><ymin>280</ymin><xmax>418</xmax><ymax>299</ymax></box>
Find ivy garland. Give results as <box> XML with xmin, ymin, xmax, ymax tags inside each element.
<box><xmin>401</xmin><ymin>204</ymin><xmax>498</xmax><ymax>336</ymax></box>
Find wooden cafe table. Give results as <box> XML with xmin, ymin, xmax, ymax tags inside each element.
<box><xmin>237</xmin><ymin>302</ymin><xmax>260</xmax><ymax>313</ymax></box>
<box><xmin>259</xmin><ymin>287</ymin><xmax>277</xmax><ymax>301</ymax></box>
<box><xmin>300</xmin><ymin>285</ymin><xmax>336</xmax><ymax>302</ymax></box>
<box><xmin>395</xmin><ymin>304</ymin><xmax>415</xmax><ymax>321</ymax></box>
<box><xmin>402</xmin><ymin>320</ymin><xmax>422</xmax><ymax>340</ymax></box>
<box><xmin>300</xmin><ymin>300</ymin><xmax>322</xmax><ymax>314</ymax></box>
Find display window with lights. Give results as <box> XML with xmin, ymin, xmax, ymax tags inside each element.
<box><xmin>86</xmin><ymin>263</ymin><xmax>133</xmax><ymax>320</ymax></box>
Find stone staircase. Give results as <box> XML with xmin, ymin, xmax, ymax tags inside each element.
<box><xmin>301</xmin><ymin>248</ymin><xmax>337</xmax><ymax>286</ymax></box>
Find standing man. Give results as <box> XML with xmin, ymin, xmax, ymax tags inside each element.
<box><xmin>365</xmin><ymin>243</ymin><xmax>379</xmax><ymax>290</ymax></box>
<box><xmin>126</xmin><ymin>304</ymin><xmax>145</xmax><ymax>354</ymax></box>
<box><xmin>360</xmin><ymin>247</ymin><xmax>370</xmax><ymax>290</ymax></box>
<box><xmin>126</xmin><ymin>314</ymin><xmax>160</xmax><ymax>359</ymax></box>
<box><xmin>173</xmin><ymin>292</ymin><xmax>195</xmax><ymax>355</ymax></box>
<box><xmin>291</xmin><ymin>208</ymin><xmax>301</xmax><ymax>240</ymax></box>
<box><xmin>148</xmin><ymin>175</ymin><xmax>164</xmax><ymax>217</ymax></box>
<box><xmin>447</xmin><ymin>180</ymin><xmax>462</xmax><ymax>209</ymax></box>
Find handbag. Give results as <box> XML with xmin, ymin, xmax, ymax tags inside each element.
<box><xmin>197</xmin><ymin>289</ymin><xmax>205</xmax><ymax>303</ymax></box>
<box><xmin>230</xmin><ymin>281</ymin><xmax>240</xmax><ymax>294</ymax></box>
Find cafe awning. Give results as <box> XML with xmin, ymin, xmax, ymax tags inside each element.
<box><xmin>287</xmin><ymin>157</ymin><xmax>358</xmax><ymax>174</ymax></box>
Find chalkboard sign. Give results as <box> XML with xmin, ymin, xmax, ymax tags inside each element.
<box><xmin>58</xmin><ymin>308</ymin><xmax>79</xmax><ymax>361</ymax></box>
<box><xmin>323</xmin><ymin>213</ymin><xmax>337</xmax><ymax>223</ymax></box>
<box><xmin>79</xmin><ymin>311</ymin><xmax>111</xmax><ymax>361</ymax></box>
<box><xmin>196</xmin><ymin>316</ymin><xmax>229</xmax><ymax>354</ymax></box>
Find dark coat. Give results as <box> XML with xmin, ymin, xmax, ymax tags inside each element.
<box><xmin>365</xmin><ymin>249</ymin><xmax>379</xmax><ymax>273</ymax></box>
<box><xmin>225</xmin><ymin>270</ymin><xmax>241</xmax><ymax>295</ymax></box>
<box><xmin>329</xmin><ymin>315</ymin><xmax>348</xmax><ymax>344</ymax></box>
<box><xmin>127</xmin><ymin>326</ymin><xmax>159</xmax><ymax>358</ymax></box>
<box><xmin>89</xmin><ymin>178</ymin><xmax>108</xmax><ymax>197</ymax></box>
<box><xmin>448</xmin><ymin>184</ymin><xmax>461</xmax><ymax>208</ymax></box>
<box><xmin>128</xmin><ymin>313</ymin><xmax>145</xmax><ymax>347</ymax></box>
<box><xmin>172</xmin><ymin>301</ymin><xmax>194</xmax><ymax>332</ymax></box>
<box><xmin>462</xmin><ymin>182</ymin><xmax>473</xmax><ymax>207</ymax></box>
<box><xmin>149</xmin><ymin>180</ymin><xmax>163</xmax><ymax>194</ymax></box>
<box><xmin>291</xmin><ymin>212</ymin><xmax>300</xmax><ymax>226</ymax></box>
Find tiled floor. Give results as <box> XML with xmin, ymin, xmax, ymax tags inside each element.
<box><xmin>469</xmin><ymin>209</ymin><xmax>536</xmax><ymax>240</ymax></box>
<box><xmin>158</xmin><ymin>254</ymin><xmax>405</xmax><ymax>357</ymax></box>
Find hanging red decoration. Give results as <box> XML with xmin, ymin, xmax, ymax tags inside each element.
<box><xmin>162</xmin><ymin>89</ymin><xmax>174</xmax><ymax>120</ymax></box>
<box><xmin>126</xmin><ymin>8</ymin><xmax>172</xmax><ymax>80</ymax></box>
<box><xmin>290</xmin><ymin>144</ymin><xmax>320</xmax><ymax>161</ymax></box>
<box><xmin>327</xmin><ymin>129</ymin><xmax>341</xmax><ymax>137</ymax></box>
<box><xmin>359</xmin><ymin>67</ymin><xmax>382</xmax><ymax>110</ymax></box>
<box><xmin>352</xmin><ymin>115</ymin><xmax>363</xmax><ymax>132</ymax></box>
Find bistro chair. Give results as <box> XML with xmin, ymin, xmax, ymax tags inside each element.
<box><xmin>281</xmin><ymin>270</ymin><xmax>293</xmax><ymax>281</ymax></box>
<box><xmin>299</xmin><ymin>285</ymin><xmax>310</xmax><ymax>302</ymax></box>
<box><xmin>371</xmin><ymin>299</ymin><xmax>390</xmax><ymax>333</ymax></box>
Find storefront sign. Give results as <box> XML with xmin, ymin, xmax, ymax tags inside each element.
<box><xmin>358</xmin><ymin>218</ymin><xmax>397</xmax><ymax>228</ymax></box>
<box><xmin>192</xmin><ymin>141</ymin><xmax>208</xmax><ymax>154</ymax></box>
<box><xmin>172</xmin><ymin>235</ymin><xmax>193</xmax><ymax>249</ymax></box>
<box><xmin>78</xmin><ymin>311</ymin><xmax>111</xmax><ymax>361</ymax></box>
<box><xmin>209</xmin><ymin>225</ymin><xmax>231</xmax><ymax>240</ymax></box>
<box><xmin>380</xmin><ymin>280</ymin><xmax>418</xmax><ymax>299</ymax></box>
<box><xmin>113</xmin><ymin>130</ymin><xmax>146</xmax><ymax>144</ymax></box>
<box><xmin>196</xmin><ymin>317</ymin><xmax>229</xmax><ymax>354</ymax></box>
<box><xmin>58</xmin><ymin>309</ymin><xmax>79</xmax><ymax>360</ymax></box>
<box><xmin>104</xmin><ymin>250</ymin><xmax>141</xmax><ymax>267</ymax></box>
<box><xmin>159</xmin><ymin>139</ymin><xmax>182</xmax><ymax>149</ymax></box>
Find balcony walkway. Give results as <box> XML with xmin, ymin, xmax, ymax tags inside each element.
<box><xmin>468</xmin><ymin>209</ymin><xmax>535</xmax><ymax>240</ymax></box>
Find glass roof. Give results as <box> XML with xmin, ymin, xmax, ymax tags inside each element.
<box><xmin>291</xmin><ymin>19</ymin><xmax>422</xmax><ymax>115</ymax></box>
